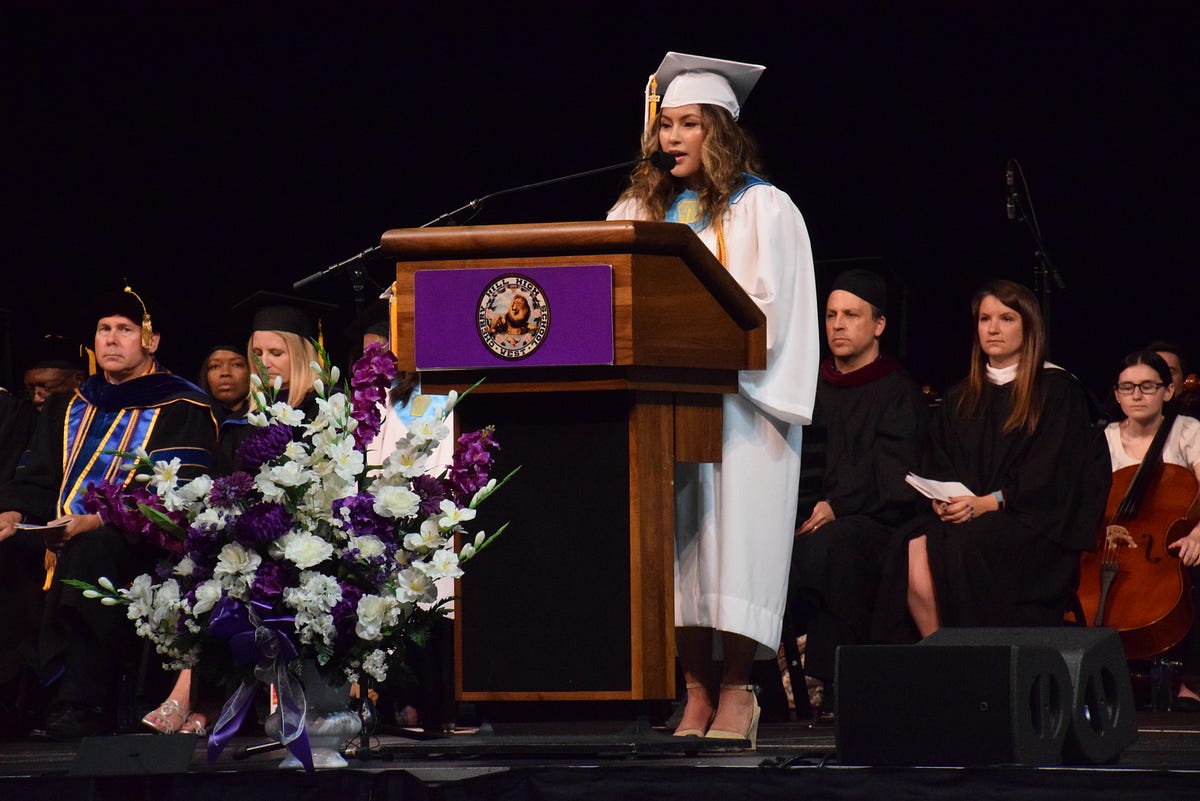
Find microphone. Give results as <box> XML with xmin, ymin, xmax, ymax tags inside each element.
<box><xmin>293</xmin><ymin>152</ymin><xmax>677</xmax><ymax>290</ymax></box>
<box><xmin>648</xmin><ymin>150</ymin><xmax>677</xmax><ymax>171</ymax></box>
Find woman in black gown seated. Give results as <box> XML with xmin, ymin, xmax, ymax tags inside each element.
<box><xmin>874</xmin><ymin>279</ymin><xmax>1110</xmax><ymax>641</ymax></box>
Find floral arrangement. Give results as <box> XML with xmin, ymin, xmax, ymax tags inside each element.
<box><xmin>73</xmin><ymin>341</ymin><xmax>510</xmax><ymax>764</ymax></box>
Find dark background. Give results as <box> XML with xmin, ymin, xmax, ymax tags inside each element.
<box><xmin>2</xmin><ymin>2</ymin><xmax>1196</xmax><ymax>400</ymax></box>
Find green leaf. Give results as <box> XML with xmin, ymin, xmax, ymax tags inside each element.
<box><xmin>136</xmin><ymin>502</ymin><xmax>188</xmax><ymax>537</ymax></box>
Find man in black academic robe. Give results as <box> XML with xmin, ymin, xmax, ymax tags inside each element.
<box><xmin>788</xmin><ymin>269</ymin><xmax>929</xmax><ymax>693</ymax></box>
<box><xmin>0</xmin><ymin>288</ymin><xmax>217</xmax><ymax>740</ymax></box>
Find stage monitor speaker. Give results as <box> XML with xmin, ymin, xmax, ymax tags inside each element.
<box><xmin>923</xmin><ymin>627</ymin><xmax>1137</xmax><ymax>765</ymax></box>
<box><xmin>835</xmin><ymin>641</ymin><xmax>1071</xmax><ymax>766</ymax></box>
<box><xmin>69</xmin><ymin>733</ymin><xmax>197</xmax><ymax>776</ymax></box>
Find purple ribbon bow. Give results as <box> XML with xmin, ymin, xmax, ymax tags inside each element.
<box><xmin>205</xmin><ymin>597</ymin><xmax>314</xmax><ymax>771</ymax></box>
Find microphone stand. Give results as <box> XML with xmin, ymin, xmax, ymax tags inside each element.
<box><xmin>292</xmin><ymin>155</ymin><xmax>662</xmax><ymax>292</ymax></box>
<box><xmin>1006</xmin><ymin>157</ymin><xmax>1066</xmax><ymax>331</ymax></box>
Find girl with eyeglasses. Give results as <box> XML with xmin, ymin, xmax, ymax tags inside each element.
<box><xmin>1107</xmin><ymin>350</ymin><xmax>1200</xmax><ymax>488</ymax></box>
<box><xmin>1101</xmin><ymin>350</ymin><xmax>1200</xmax><ymax>708</ymax></box>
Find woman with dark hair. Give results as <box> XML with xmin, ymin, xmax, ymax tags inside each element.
<box><xmin>1103</xmin><ymin>349</ymin><xmax>1200</xmax><ymax>708</ymax></box>
<box><xmin>198</xmin><ymin>345</ymin><xmax>250</xmax><ymax>420</ymax></box>
<box><xmin>876</xmin><ymin>279</ymin><xmax>1110</xmax><ymax>641</ymax></box>
<box><xmin>608</xmin><ymin>53</ymin><xmax>819</xmax><ymax>746</ymax></box>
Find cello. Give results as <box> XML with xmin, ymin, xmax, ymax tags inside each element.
<box><xmin>1077</xmin><ymin>454</ymin><xmax>1200</xmax><ymax>660</ymax></box>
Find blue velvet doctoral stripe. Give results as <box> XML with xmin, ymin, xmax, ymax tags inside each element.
<box><xmin>58</xmin><ymin>370</ymin><xmax>215</xmax><ymax>514</ymax></box>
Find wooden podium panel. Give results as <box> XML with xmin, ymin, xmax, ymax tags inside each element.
<box><xmin>380</xmin><ymin>221</ymin><xmax>764</xmax><ymax>701</ymax></box>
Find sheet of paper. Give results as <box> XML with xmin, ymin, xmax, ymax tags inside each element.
<box><xmin>905</xmin><ymin>472</ymin><xmax>974</xmax><ymax>501</ymax></box>
<box><xmin>14</xmin><ymin>521</ymin><xmax>70</xmax><ymax>534</ymax></box>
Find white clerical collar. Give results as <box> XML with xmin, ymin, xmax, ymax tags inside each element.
<box><xmin>986</xmin><ymin>362</ymin><xmax>1019</xmax><ymax>385</ymax></box>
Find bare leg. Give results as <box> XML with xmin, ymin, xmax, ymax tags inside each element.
<box><xmin>674</xmin><ymin>626</ymin><xmax>715</xmax><ymax>734</ymax></box>
<box><xmin>907</xmin><ymin>536</ymin><xmax>940</xmax><ymax>637</ymax></box>
<box><xmin>708</xmin><ymin>631</ymin><xmax>758</xmax><ymax>735</ymax></box>
<box><xmin>141</xmin><ymin>668</ymin><xmax>193</xmax><ymax>733</ymax></box>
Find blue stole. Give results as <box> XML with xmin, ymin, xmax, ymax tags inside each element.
<box><xmin>664</xmin><ymin>174</ymin><xmax>768</xmax><ymax>231</ymax></box>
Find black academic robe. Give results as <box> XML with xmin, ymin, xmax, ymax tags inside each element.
<box><xmin>872</xmin><ymin>367</ymin><xmax>1111</xmax><ymax>643</ymax></box>
<box><xmin>0</xmin><ymin>369</ymin><xmax>218</xmax><ymax>710</ymax></box>
<box><xmin>789</xmin><ymin>356</ymin><xmax>929</xmax><ymax>680</ymax></box>
<box><xmin>0</xmin><ymin>391</ymin><xmax>35</xmax><ymax>483</ymax></box>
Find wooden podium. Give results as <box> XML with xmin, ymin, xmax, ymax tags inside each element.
<box><xmin>380</xmin><ymin>220</ymin><xmax>764</xmax><ymax>703</ymax></box>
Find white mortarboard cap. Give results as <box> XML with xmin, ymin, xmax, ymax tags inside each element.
<box><xmin>647</xmin><ymin>52</ymin><xmax>765</xmax><ymax>123</ymax></box>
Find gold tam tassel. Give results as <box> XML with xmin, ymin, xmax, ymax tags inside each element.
<box><xmin>123</xmin><ymin>285</ymin><xmax>154</xmax><ymax>350</ymax></box>
<box><xmin>644</xmin><ymin>74</ymin><xmax>659</xmax><ymax>131</ymax></box>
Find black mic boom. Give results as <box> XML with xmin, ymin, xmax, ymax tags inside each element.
<box><xmin>420</xmin><ymin>151</ymin><xmax>677</xmax><ymax>228</ymax></box>
<box><xmin>294</xmin><ymin>152</ymin><xmax>678</xmax><ymax>290</ymax></box>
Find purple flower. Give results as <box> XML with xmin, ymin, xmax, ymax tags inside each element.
<box><xmin>235</xmin><ymin>502</ymin><xmax>293</xmax><ymax>546</ymax></box>
<box><xmin>237</xmin><ymin>422</ymin><xmax>293</xmax><ymax>472</ymax></box>
<box><xmin>349</xmin><ymin>342</ymin><xmax>398</xmax><ymax>450</ymax></box>
<box><xmin>84</xmin><ymin>481</ymin><xmax>188</xmax><ymax>555</ymax></box>
<box><xmin>446</xmin><ymin>426</ymin><xmax>501</xmax><ymax>502</ymax></box>
<box><xmin>332</xmin><ymin>493</ymin><xmax>388</xmax><ymax>539</ymax></box>
<box><xmin>411</xmin><ymin>474</ymin><xmax>445</xmax><ymax>516</ymax></box>
<box><xmin>209</xmin><ymin>472</ymin><xmax>256</xmax><ymax>508</ymax></box>
<box><xmin>251</xmin><ymin>561</ymin><xmax>295</xmax><ymax>603</ymax></box>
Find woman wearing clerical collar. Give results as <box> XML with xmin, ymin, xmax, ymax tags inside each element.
<box><xmin>876</xmin><ymin>279</ymin><xmax>1109</xmax><ymax>643</ymax></box>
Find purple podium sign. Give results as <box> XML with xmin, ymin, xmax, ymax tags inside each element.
<box><xmin>413</xmin><ymin>264</ymin><xmax>614</xmax><ymax>370</ymax></box>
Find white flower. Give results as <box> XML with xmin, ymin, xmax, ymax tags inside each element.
<box><xmin>355</xmin><ymin>594</ymin><xmax>399</xmax><ymax>640</ymax></box>
<box><xmin>403</xmin><ymin>517</ymin><xmax>445</xmax><ymax>552</ymax></box>
<box><xmin>176</xmin><ymin>474</ymin><xmax>213</xmax><ymax>504</ymax></box>
<box><xmin>267</xmin><ymin>460</ymin><xmax>309</xmax><ymax>489</ymax></box>
<box><xmin>121</xmin><ymin>574</ymin><xmax>155</xmax><ymax>622</ymax></box>
<box><xmin>149</xmin><ymin>579</ymin><xmax>181</xmax><ymax>627</ymax></box>
<box><xmin>379</xmin><ymin>445</ymin><xmax>430</xmax><ymax>480</ymax></box>
<box><xmin>422</xmin><ymin>547</ymin><xmax>464</xmax><ymax>581</ymax></box>
<box><xmin>348</xmin><ymin>535</ymin><xmax>386</xmax><ymax>559</ymax></box>
<box><xmin>195</xmin><ymin>507</ymin><xmax>234</xmax><ymax>530</ymax></box>
<box><xmin>373</xmin><ymin>485</ymin><xmax>421</xmax><ymax>519</ymax></box>
<box><xmin>394</xmin><ymin>567</ymin><xmax>435</xmax><ymax>605</ymax></box>
<box><xmin>283</xmin><ymin>530</ymin><xmax>334</xmax><ymax>569</ymax></box>
<box><xmin>213</xmin><ymin>542</ymin><xmax>262</xmax><ymax>597</ymax></box>
<box><xmin>406</xmin><ymin>416</ymin><xmax>448</xmax><ymax>447</ymax></box>
<box><xmin>269</xmin><ymin>400</ymin><xmax>304</xmax><ymax>425</ymax></box>
<box><xmin>322</xmin><ymin>435</ymin><xmax>365</xmax><ymax>483</ymax></box>
<box><xmin>361</xmin><ymin>649</ymin><xmax>389</xmax><ymax>683</ymax></box>
<box><xmin>438</xmin><ymin>499</ymin><xmax>476</xmax><ymax>529</ymax></box>
<box><xmin>191</xmin><ymin>579</ymin><xmax>224</xmax><ymax>615</ymax></box>
<box><xmin>172</xmin><ymin>556</ymin><xmax>195</xmax><ymax>577</ymax></box>
<box><xmin>149</xmin><ymin>457</ymin><xmax>183</xmax><ymax>497</ymax></box>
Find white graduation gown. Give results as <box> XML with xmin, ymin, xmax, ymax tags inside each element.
<box><xmin>608</xmin><ymin>183</ymin><xmax>819</xmax><ymax>654</ymax></box>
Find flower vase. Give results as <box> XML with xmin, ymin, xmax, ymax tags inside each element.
<box><xmin>265</xmin><ymin>659</ymin><xmax>362</xmax><ymax>769</ymax></box>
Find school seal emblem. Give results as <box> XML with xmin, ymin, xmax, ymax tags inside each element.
<box><xmin>477</xmin><ymin>275</ymin><xmax>550</xmax><ymax>359</ymax></box>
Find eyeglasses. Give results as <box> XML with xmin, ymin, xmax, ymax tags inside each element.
<box><xmin>1115</xmin><ymin>381</ymin><xmax>1165</xmax><ymax>395</ymax></box>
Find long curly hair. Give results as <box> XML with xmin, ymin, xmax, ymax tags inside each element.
<box><xmin>613</xmin><ymin>104</ymin><xmax>764</xmax><ymax>223</ymax></box>
<box><xmin>956</xmin><ymin>279</ymin><xmax>1047</xmax><ymax>435</ymax></box>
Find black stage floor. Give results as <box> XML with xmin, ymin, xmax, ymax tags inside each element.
<box><xmin>5</xmin><ymin>712</ymin><xmax>1200</xmax><ymax>801</ymax></box>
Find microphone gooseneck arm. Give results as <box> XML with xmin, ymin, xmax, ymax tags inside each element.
<box><xmin>419</xmin><ymin>151</ymin><xmax>676</xmax><ymax>228</ymax></box>
<box><xmin>292</xmin><ymin>152</ymin><xmax>677</xmax><ymax>291</ymax></box>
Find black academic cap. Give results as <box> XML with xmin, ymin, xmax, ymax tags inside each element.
<box><xmin>345</xmin><ymin>296</ymin><xmax>392</xmax><ymax>341</ymax></box>
<box><xmin>830</xmin><ymin>268</ymin><xmax>888</xmax><ymax>314</ymax></box>
<box><xmin>89</xmin><ymin>283</ymin><xmax>166</xmax><ymax>332</ymax></box>
<box><xmin>231</xmin><ymin>290</ymin><xmax>342</xmax><ymax>340</ymax></box>
<box><xmin>26</xmin><ymin>334</ymin><xmax>89</xmax><ymax>373</ymax></box>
